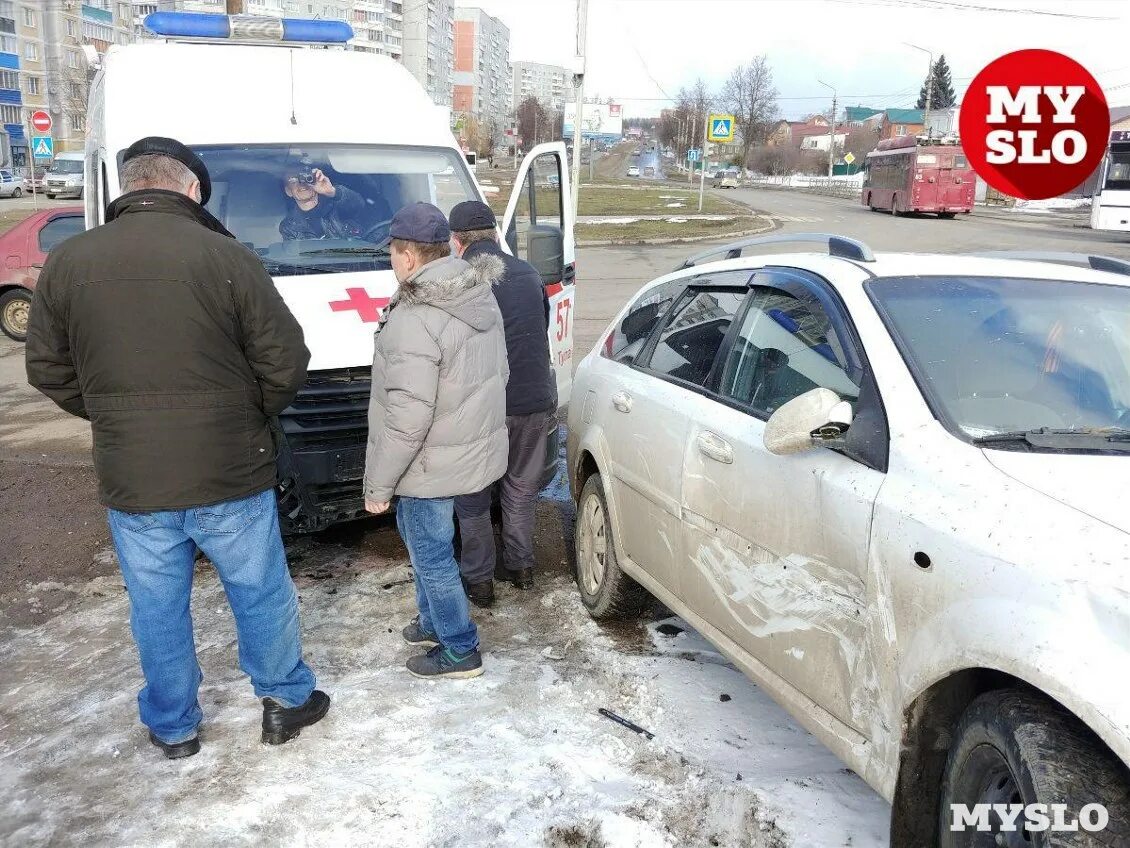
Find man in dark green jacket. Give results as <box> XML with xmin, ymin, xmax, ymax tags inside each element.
<box><xmin>25</xmin><ymin>137</ymin><xmax>329</xmax><ymax>759</ymax></box>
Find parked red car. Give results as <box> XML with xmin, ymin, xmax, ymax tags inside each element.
<box><xmin>0</xmin><ymin>207</ymin><xmax>85</xmax><ymax>341</ymax></box>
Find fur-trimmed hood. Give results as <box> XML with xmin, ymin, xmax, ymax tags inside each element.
<box><xmin>396</xmin><ymin>253</ymin><xmax>505</xmax><ymax>331</ymax></box>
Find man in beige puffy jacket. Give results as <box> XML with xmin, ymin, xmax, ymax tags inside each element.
<box><xmin>364</xmin><ymin>202</ymin><xmax>508</xmax><ymax>679</ymax></box>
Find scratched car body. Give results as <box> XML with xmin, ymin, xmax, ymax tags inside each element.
<box><xmin>566</xmin><ymin>234</ymin><xmax>1130</xmax><ymax>845</ymax></box>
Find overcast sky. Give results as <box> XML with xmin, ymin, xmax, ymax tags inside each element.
<box><xmin>463</xmin><ymin>0</ymin><xmax>1130</xmax><ymax>120</ymax></box>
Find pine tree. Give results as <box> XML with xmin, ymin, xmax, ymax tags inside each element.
<box><xmin>917</xmin><ymin>55</ymin><xmax>957</xmax><ymax>110</ymax></box>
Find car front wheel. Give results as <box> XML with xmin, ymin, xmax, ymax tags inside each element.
<box><xmin>0</xmin><ymin>288</ymin><xmax>32</xmax><ymax>341</ymax></box>
<box><xmin>940</xmin><ymin>689</ymin><xmax>1130</xmax><ymax>847</ymax></box>
<box><xmin>575</xmin><ymin>472</ymin><xmax>648</xmax><ymax>619</ymax></box>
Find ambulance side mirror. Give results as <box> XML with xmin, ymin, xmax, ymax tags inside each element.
<box><xmin>526</xmin><ymin>224</ymin><xmax>564</xmax><ymax>285</ymax></box>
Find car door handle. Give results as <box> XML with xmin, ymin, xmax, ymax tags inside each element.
<box><xmin>611</xmin><ymin>391</ymin><xmax>633</xmax><ymax>413</ymax></box>
<box><xmin>697</xmin><ymin>431</ymin><xmax>734</xmax><ymax>464</ymax></box>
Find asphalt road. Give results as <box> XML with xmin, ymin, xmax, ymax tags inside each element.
<box><xmin>572</xmin><ymin>187</ymin><xmax>1130</xmax><ymax>357</ymax></box>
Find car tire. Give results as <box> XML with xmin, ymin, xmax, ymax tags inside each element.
<box><xmin>45</xmin><ymin>194</ymin><xmax>55</xmax><ymax>200</ymax></box>
<box><xmin>0</xmin><ymin>288</ymin><xmax>32</xmax><ymax>342</ymax></box>
<box><xmin>12</xmin><ymin>187</ymin><xmax>20</xmax><ymax>198</ymax></box>
<box><xmin>574</xmin><ymin>472</ymin><xmax>648</xmax><ymax>620</ymax></box>
<box><xmin>939</xmin><ymin>211</ymin><xmax>956</xmax><ymax>219</ymax></box>
<box><xmin>939</xmin><ymin>688</ymin><xmax>1130</xmax><ymax>847</ymax></box>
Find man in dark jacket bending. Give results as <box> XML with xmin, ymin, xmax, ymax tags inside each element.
<box><xmin>25</xmin><ymin>137</ymin><xmax>329</xmax><ymax>759</ymax></box>
<box><xmin>448</xmin><ymin>201</ymin><xmax>558</xmax><ymax>606</ymax></box>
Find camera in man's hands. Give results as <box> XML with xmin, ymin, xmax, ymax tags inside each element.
<box><xmin>297</xmin><ymin>169</ymin><xmax>317</xmax><ymax>185</ymax></box>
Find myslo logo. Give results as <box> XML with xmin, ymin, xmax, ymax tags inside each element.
<box><xmin>950</xmin><ymin>803</ymin><xmax>1109</xmax><ymax>833</ymax></box>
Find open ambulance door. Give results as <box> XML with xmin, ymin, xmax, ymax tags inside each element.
<box><xmin>500</xmin><ymin>141</ymin><xmax>575</xmax><ymax>407</ymax></box>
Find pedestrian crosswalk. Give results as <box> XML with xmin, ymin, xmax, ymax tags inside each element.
<box><xmin>771</xmin><ymin>215</ymin><xmax>824</xmax><ymax>223</ymax></box>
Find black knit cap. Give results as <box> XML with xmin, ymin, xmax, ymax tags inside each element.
<box><xmin>122</xmin><ymin>136</ymin><xmax>211</xmax><ymax>205</ymax></box>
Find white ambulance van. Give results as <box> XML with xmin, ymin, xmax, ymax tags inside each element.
<box><xmin>85</xmin><ymin>12</ymin><xmax>576</xmax><ymax>532</ymax></box>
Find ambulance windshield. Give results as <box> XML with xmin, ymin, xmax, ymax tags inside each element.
<box><xmin>186</xmin><ymin>144</ymin><xmax>478</xmax><ymax>276</ymax></box>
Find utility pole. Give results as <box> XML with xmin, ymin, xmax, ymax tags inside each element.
<box><xmin>907</xmin><ymin>43</ymin><xmax>933</xmax><ymax>138</ymax></box>
<box><xmin>569</xmin><ymin>0</ymin><xmax>589</xmax><ymax>216</ymax></box>
<box><xmin>818</xmin><ymin>79</ymin><xmax>836</xmax><ymax>178</ymax></box>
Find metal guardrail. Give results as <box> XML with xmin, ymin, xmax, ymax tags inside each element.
<box><xmin>743</xmin><ymin>175</ymin><xmax>862</xmax><ymax>200</ymax></box>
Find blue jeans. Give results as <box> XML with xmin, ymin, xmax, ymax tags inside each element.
<box><xmin>396</xmin><ymin>496</ymin><xmax>479</xmax><ymax>655</ymax></box>
<box><xmin>108</xmin><ymin>489</ymin><xmax>316</xmax><ymax>744</ymax></box>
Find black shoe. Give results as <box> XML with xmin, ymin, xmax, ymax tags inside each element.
<box><xmin>497</xmin><ymin>566</ymin><xmax>534</xmax><ymax>590</ymax></box>
<box><xmin>402</xmin><ymin>616</ymin><xmax>439</xmax><ymax>647</ymax></box>
<box><xmin>464</xmin><ymin>578</ymin><xmax>495</xmax><ymax>608</ymax></box>
<box><xmin>261</xmin><ymin>689</ymin><xmax>331</xmax><ymax>745</ymax></box>
<box><xmin>148</xmin><ymin>731</ymin><xmax>200</xmax><ymax>760</ymax></box>
<box><xmin>406</xmin><ymin>645</ymin><xmax>484</xmax><ymax>679</ymax></box>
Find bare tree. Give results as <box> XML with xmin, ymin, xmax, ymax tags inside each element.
<box><xmin>722</xmin><ymin>56</ymin><xmax>779</xmax><ymax>168</ymax></box>
<box><xmin>844</xmin><ymin>124</ymin><xmax>880</xmax><ymax>164</ymax></box>
<box><xmin>516</xmin><ymin>96</ymin><xmax>551</xmax><ymax>150</ymax></box>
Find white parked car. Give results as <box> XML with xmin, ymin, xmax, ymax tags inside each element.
<box><xmin>0</xmin><ymin>169</ymin><xmax>23</xmax><ymax>198</ymax></box>
<box><xmin>627</xmin><ymin>165</ymin><xmax>640</xmax><ymax>177</ymax></box>
<box><xmin>567</xmin><ymin>234</ymin><xmax>1130</xmax><ymax>845</ymax></box>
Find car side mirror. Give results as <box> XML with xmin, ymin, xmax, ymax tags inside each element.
<box><xmin>526</xmin><ymin>223</ymin><xmax>565</xmax><ymax>285</ymax></box>
<box><xmin>763</xmin><ymin>387</ymin><xmax>853</xmax><ymax>456</ymax></box>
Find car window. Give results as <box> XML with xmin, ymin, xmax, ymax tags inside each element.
<box><xmin>643</xmin><ymin>288</ymin><xmax>748</xmax><ymax>387</ymax></box>
<box><xmin>38</xmin><ymin>215</ymin><xmax>85</xmax><ymax>253</ymax></box>
<box><xmin>604</xmin><ymin>278</ymin><xmax>686</xmax><ymax>364</ymax></box>
<box><xmin>718</xmin><ymin>286</ymin><xmax>860</xmax><ymax>415</ymax></box>
<box><xmin>0</xmin><ymin>170</ymin><xmax>10</xmax><ymax>180</ymax></box>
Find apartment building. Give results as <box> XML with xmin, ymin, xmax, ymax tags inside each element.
<box><xmin>511</xmin><ymin>60</ymin><xmax>569</xmax><ymax>114</ymax></box>
<box><xmin>0</xmin><ymin>1</ymin><xmax>131</xmax><ymax>164</ymax></box>
<box><xmin>401</xmin><ymin>0</ymin><xmax>453</xmax><ymax>108</ymax></box>
<box><xmin>452</xmin><ymin>5</ymin><xmax>507</xmax><ymax>126</ymax></box>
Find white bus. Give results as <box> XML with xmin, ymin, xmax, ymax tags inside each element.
<box><xmin>86</xmin><ymin>12</ymin><xmax>576</xmax><ymax>532</ymax></box>
<box><xmin>1091</xmin><ymin>130</ymin><xmax>1130</xmax><ymax>232</ymax></box>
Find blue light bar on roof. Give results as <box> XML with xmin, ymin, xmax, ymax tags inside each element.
<box><xmin>144</xmin><ymin>12</ymin><xmax>354</xmax><ymax>44</ymax></box>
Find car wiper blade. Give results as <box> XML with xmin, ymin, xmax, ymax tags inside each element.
<box><xmin>973</xmin><ymin>427</ymin><xmax>1130</xmax><ymax>448</ymax></box>
<box><xmin>300</xmin><ymin>246</ymin><xmax>391</xmax><ymax>256</ymax></box>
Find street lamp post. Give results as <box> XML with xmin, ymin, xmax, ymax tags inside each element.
<box><xmin>817</xmin><ymin>79</ymin><xmax>836</xmax><ymax>178</ymax></box>
<box><xmin>906</xmin><ymin>42</ymin><xmax>933</xmax><ymax>138</ymax></box>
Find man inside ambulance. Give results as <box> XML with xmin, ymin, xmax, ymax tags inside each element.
<box><xmin>280</xmin><ymin>164</ymin><xmax>367</xmax><ymax>241</ymax></box>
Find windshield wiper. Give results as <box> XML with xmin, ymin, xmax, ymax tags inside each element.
<box><xmin>972</xmin><ymin>427</ymin><xmax>1130</xmax><ymax>450</ymax></box>
<box><xmin>300</xmin><ymin>245</ymin><xmax>391</xmax><ymax>256</ymax></box>
<box><xmin>259</xmin><ymin>257</ymin><xmax>345</xmax><ymax>276</ymax></box>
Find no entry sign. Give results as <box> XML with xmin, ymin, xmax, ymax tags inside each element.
<box><xmin>31</xmin><ymin>110</ymin><xmax>52</xmax><ymax>133</ymax></box>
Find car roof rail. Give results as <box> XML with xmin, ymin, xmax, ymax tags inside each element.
<box><xmin>679</xmin><ymin>232</ymin><xmax>876</xmax><ymax>269</ymax></box>
<box><xmin>975</xmin><ymin>251</ymin><xmax>1130</xmax><ymax>277</ymax></box>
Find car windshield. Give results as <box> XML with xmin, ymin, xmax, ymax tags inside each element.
<box><xmin>176</xmin><ymin>144</ymin><xmax>476</xmax><ymax>277</ymax></box>
<box><xmin>49</xmin><ymin>160</ymin><xmax>83</xmax><ymax>175</ymax></box>
<box><xmin>869</xmin><ymin>275</ymin><xmax>1130</xmax><ymax>443</ymax></box>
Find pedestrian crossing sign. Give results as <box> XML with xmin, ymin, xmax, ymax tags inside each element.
<box><xmin>32</xmin><ymin>136</ymin><xmax>53</xmax><ymax>159</ymax></box>
<box><xmin>707</xmin><ymin>114</ymin><xmax>735</xmax><ymax>143</ymax></box>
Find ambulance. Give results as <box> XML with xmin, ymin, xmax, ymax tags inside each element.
<box><xmin>85</xmin><ymin>12</ymin><xmax>576</xmax><ymax>532</ymax></box>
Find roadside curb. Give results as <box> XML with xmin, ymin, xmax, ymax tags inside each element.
<box><xmin>577</xmin><ymin>215</ymin><xmax>777</xmax><ymax>247</ymax></box>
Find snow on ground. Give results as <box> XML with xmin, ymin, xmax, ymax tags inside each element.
<box><xmin>1011</xmin><ymin>197</ymin><xmax>1091</xmax><ymax>213</ymax></box>
<box><xmin>1</xmin><ymin>513</ymin><xmax>889</xmax><ymax>847</ymax></box>
<box><xmin>579</xmin><ymin>215</ymin><xmax>738</xmax><ymax>225</ymax></box>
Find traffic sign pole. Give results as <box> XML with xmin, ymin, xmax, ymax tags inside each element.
<box><xmin>24</xmin><ymin>116</ymin><xmax>38</xmax><ymax>211</ymax></box>
<box><xmin>699</xmin><ymin>114</ymin><xmax>708</xmax><ymax>212</ymax></box>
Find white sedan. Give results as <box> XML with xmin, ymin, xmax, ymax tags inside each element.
<box><xmin>567</xmin><ymin>234</ymin><xmax>1130</xmax><ymax>845</ymax></box>
<box><xmin>626</xmin><ymin>166</ymin><xmax>640</xmax><ymax>177</ymax></box>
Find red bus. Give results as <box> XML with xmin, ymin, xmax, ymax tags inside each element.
<box><xmin>862</xmin><ymin>136</ymin><xmax>975</xmax><ymax>217</ymax></box>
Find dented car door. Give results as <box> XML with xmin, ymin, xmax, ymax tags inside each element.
<box><xmin>677</xmin><ymin>273</ymin><xmax>886</xmax><ymax>733</ymax></box>
<box><xmin>600</xmin><ymin>280</ymin><xmax>751</xmax><ymax>592</ymax></box>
